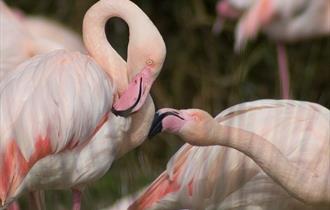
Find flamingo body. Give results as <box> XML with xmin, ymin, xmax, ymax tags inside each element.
<box><xmin>21</xmin><ymin>97</ymin><xmax>156</xmax><ymax>193</ymax></box>
<box><xmin>130</xmin><ymin>100</ymin><xmax>330</xmax><ymax>210</ymax></box>
<box><xmin>0</xmin><ymin>50</ymin><xmax>114</xmax><ymax>206</ymax></box>
<box><xmin>1</xmin><ymin>0</ymin><xmax>166</xmax><ymax>208</ymax></box>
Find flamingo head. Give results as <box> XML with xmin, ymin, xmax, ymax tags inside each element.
<box><xmin>148</xmin><ymin>108</ymin><xmax>216</xmax><ymax>145</ymax></box>
<box><xmin>112</xmin><ymin>28</ymin><xmax>166</xmax><ymax>117</ymax></box>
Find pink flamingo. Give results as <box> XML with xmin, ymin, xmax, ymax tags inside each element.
<box><xmin>0</xmin><ymin>0</ymin><xmax>166</xmax><ymax>209</ymax></box>
<box><xmin>129</xmin><ymin>100</ymin><xmax>330</xmax><ymax>209</ymax></box>
<box><xmin>1</xmin><ymin>3</ymin><xmax>85</xmax><ymax>209</ymax></box>
<box><xmin>214</xmin><ymin>0</ymin><xmax>330</xmax><ymax>99</ymax></box>
<box><xmin>0</xmin><ymin>1</ymin><xmax>85</xmax><ymax>210</ymax></box>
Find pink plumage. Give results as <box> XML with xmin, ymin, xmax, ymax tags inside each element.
<box><xmin>130</xmin><ymin>100</ymin><xmax>330</xmax><ymax>210</ymax></box>
<box><xmin>0</xmin><ymin>50</ymin><xmax>114</xmax><ymax>206</ymax></box>
<box><xmin>0</xmin><ymin>0</ymin><xmax>167</xmax><ymax>209</ymax></box>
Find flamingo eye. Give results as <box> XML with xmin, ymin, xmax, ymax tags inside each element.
<box><xmin>191</xmin><ymin>113</ymin><xmax>200</xmax><ymax>121</ymax></box>
<box><xmin>146</xmin><ymin>59</ymin><xmax>154</xmax><ymax>66</ymax></box>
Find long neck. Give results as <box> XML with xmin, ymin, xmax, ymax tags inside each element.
<box><xmin>116</xmin><ymin>95</ymin><xmax>155</xmax><ymax>158</ymax></box>
<box><xmin>83</xmin><ymin>0</ymin><xmax>130</xmax><ymax>93</ymax></box>
<box><xmin>210</xmin><ymin>122</ymin><xmax>329</xmax><ymax>205</ymax></box>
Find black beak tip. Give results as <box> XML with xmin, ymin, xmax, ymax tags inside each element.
<box><xmin>111</xmin><ymin>107</ymin><xmax>119</xmax><ymax>116</ymax></box>
<box><xmin>148</xmin><ymin>110</ymin><xmax>184</xmax><ymax>139</ymax></box>
<box><xmin>148</xmin><ymin>112</ymin><xmax>163</xmax><ymax>139</ymax></box>
<box><xmin>111</xmin><ymin>106</ymin><xmax>132</xmax><ymax>118</ymax></box>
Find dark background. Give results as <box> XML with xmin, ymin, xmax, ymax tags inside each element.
<box><xmin>5</xmin><ymin>0</ymin><xmax>330</xmax><ymax>209</ymax></box>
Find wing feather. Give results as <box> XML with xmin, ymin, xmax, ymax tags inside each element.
<box><xmin>0</xmin><ymin>50</ymin><xmax>113</xmax><ymax>202</ymax></box>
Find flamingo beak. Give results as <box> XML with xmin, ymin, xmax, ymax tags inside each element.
<box><xmin>111</xmin><ymin>77</ymin><xmax>143</xmax><ymax>117</ymax></box>
<box><xmin>148</xmin><ymin>110</ymin><xmax>184</xmax><ymax>139</ymax></box>
<box><xmin>112</xmin><ymin>68</ymin><xmax>154</xmax><ymax>117</ymax></box>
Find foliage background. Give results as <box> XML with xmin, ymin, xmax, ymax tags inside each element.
<box><xmin>4</xmin><ymin>0</ymin><xmax>330</xmax><ymax>209</ymax></box>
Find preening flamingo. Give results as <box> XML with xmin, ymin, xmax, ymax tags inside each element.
<box><xmin>0</xmin><ymin>0</ymin><xmax>166</xmax><ymax>209</ymax></box>
<box><xmin>0</xmin><ymin>1</ymin><xmax>85</xmax><ymax>79</ymax></box>
<box><xmin>214</xmin><ymin>0</ymin><xmax>330</xmax><ymax>99</ymax></box>
<box><xmin>129</xmin><ymin>100</ymin><xmax>330</xmax><ymax>210</ymax></box>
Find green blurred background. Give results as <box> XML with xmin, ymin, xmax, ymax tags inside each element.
<box><xmin>5</xmin><ymin>0</ymin><xmax>330</xmax><ymax>209</ymax></box>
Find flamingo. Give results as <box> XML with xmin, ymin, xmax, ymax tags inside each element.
<box><xmin>0</xmin><ymin>1</ymin><xmax>85</xmax><ymax>79</ymax></box>
<box><xmin>0</xmin><ymin>0</ymin><xmax>166</xmax><ymax>209</ymax></box>
<box><xmin>129</xmin><ymin>100</ymin><xmax>330</xmax><ymax>210</ymax></box>
<box><xmin>214</xmin><ymin>0</ymin><xmax>330</xmax><ymax>99</ymax></box>
<box><xmin>1</xmin><ymin>2</ymin><xmax>85</xmax><ymax>209</ymax></box>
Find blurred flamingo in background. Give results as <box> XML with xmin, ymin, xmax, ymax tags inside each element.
<box><xmin>0</xmin><ymin>1</ymin><xmax>35</xmax><ymax>79</ymax></box>
<box><xmin>0</xmin><ymin>1</ymin><xmax>84</xmax><ymax>79</ymax></box>
<box><xmin>129</xmin><ymin>100</ymin><xmax>330</xmax><ymax>210</ymax></box>
<box><xmin>23</xmin><ymin>17</ymin><xmax>85</xmax><ymax>53</ymax></box>
<box><xmin>0</xmin><ymin>0</ymin><xmax>166</xmax><ymax>209</ymax></box>
<box><xmin>214</xmin><ymin>0</ymin><xmax>330</xmax><ymax>99</ymax></box>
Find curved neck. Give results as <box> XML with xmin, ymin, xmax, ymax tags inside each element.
<box><xmin>83</xmin><ymin>0</ymin><xmax>132</xmax><ymax>93</ymax></box>
<box><xmin>210</xmin><ymin>122</ymin><xmax>329</xmax><ymax>205</ymax></box>
<box><xmin>83</xmin><ymin>0</ymin><xmax>163</xmax><ymax>93</ymax></box>
<box><xmin>116</xmin><ymin>95</ymin><xmax>155</xmax><ymax>158</ymax></box>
